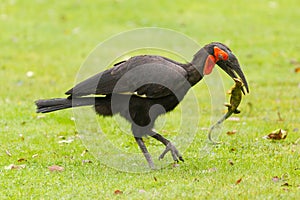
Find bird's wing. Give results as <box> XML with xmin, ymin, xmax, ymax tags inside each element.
<box><xmin>66</xmin><ymin>55</ymin><xmax>190</xmax><ymax>98</ymax></box>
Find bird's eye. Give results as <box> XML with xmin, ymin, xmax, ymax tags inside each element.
<box><xmin>214</xmin><ymin>46</ymin><xmax>229</xmax><ymax>61</ymax></box>
<box><xmin>218</xmin><ymin>54</ymin><xmax>224</xmax><ymax>60</ymax></box>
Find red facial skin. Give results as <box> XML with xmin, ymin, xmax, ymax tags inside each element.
<box><xmin>203</xmin><ymin>46</ymin><xmax>229</xmax><ymax>75</ymax></box>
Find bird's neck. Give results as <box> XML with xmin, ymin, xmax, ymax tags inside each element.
<box><xmin>184</xmin><ymin>48</ymin><xmax>210</xmax><ymax>85</ymax></box>
<box><xmin>191</xmin><ymin>48</ymin><xmax>210</xmax><ymax>74</ymax></box>
<box><xmin>183</xmin><ymin>63</ymin><xmax>203</xmax><ymax>86</ymax></box>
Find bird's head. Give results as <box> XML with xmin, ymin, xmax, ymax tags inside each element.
<box><xmin>193</xmin><ymin>42</ymin><xmax>249</xmax><ymax>94</ymax></box>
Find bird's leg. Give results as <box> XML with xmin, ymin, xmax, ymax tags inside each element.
<box><xmin>134</xmin><ymin>137</ymin><xmax>155</xmax><ymax>169</ymax></box>
<box><xmin>151</xmin><ymin>131</ymin><xmax>184</xmax><ymax>163</ymax></box>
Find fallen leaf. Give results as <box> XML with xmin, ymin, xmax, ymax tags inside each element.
<box><xmin>114</xmin><ymin>190</ymin><xmax>123</xmax><ymax>195</ymax></box>
<box><xmin>226</xmin><ymin>130</ymin><xmax>237</xmax><ymax>135</ymax></box>
<box><xmin>17</xmin><ymin>158</ymin><xmax>27</xmax><ymax>162</ymax></box>
<box><xmin>263</xmin><ymin>129</ymin><xmax>288</xmax><ymax>140</ymax></box>
<box><xmin>236</xmin><ymin>177</ymin><xmax>242</xmax><ymax>185</ymax></box>
<box><xmin>281</xmin><ymin>182</ymin><xmax>292</xmax><ymax>187</ymax></box>
<box><xmin>295</xmin><ymin>67</ymin><xmax>300</xmax><ymax>73</ymax></box>
<box><xmin>139</xmin><ymin>189</ymin><xmax>146</xmax><ymax>193</ymax></box>
<box><xmin>5</xmin><ymin>149</ymin><xmax>12</xmax><ymax>157</ymax></box>
<box><xmin>5</xmin><ymin>164</ymin><xmax>26</xmax><ymax>170</ymax></box>
<box><xmin>48</xmin><ymin>165</ymin><xmax>64</xmax><ymax>172</ymax></box>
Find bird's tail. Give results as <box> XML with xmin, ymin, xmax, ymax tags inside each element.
<box><xmin>35</xmin><ymin>97</ymin><xmax>96</xmax><ymax>113</ymax></box>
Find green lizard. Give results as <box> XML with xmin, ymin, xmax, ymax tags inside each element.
<box><xmin>208</xmin><ymin>78</ymin><xmax>244</xmax><ymax>144</ymax></box>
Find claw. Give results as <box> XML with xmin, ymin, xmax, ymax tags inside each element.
<box><xmin>158</xmin><ymin>142</ymin><xmax>184</xmax><ymax>162</ymax></box>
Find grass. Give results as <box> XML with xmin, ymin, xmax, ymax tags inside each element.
<box><xmin>1</xmin><ymin>0</ymin><xmax>300</xmax><ymax>199</ymax></box>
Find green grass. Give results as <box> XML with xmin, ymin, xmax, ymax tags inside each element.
<box><xmin>1</xmin><ymin>0</ymin><xmax>300</xmax><ymax>199</ymax></box>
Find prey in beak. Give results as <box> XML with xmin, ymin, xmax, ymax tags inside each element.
<box><xmin>217</xmin><ymin>52</ymin><xmax>249</xmax><ymax>95</ymax></box>
<box><xmin>201</xmin><ymin>42</ymin><xmax>249</xmax><ymax>95</ymax></box>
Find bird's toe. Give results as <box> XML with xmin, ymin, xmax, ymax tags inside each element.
<box><xmin>159</xmin><ymin>142</ymin><xmax>183</xmax><ymax>163</ymax></box>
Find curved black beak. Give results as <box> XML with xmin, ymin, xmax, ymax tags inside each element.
<box><xmin>217</xmin><ymin>53</ymin><xmax>249</xmax><ymax>94</ymax></box>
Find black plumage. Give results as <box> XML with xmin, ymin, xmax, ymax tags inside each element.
<box><xmin>35</xmin><ymin>42</ymin><xmax>249</xmax><ymax>168</ymax></box>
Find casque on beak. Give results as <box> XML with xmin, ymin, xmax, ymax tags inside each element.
<box><xmin>217</xmin><ymin>52</ymin><xmax>249</xmax><ymax>95</ymax></box>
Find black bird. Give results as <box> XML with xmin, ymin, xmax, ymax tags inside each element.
<box><xmin>35</xmin><ymin>42</ymin><xmax>249</xmax><ymax>168</ymax></box>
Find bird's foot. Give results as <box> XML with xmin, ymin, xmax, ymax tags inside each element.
<box><xmin>159</xmin><ymin>142</ymin><xmax>184</xmax><ymax>162</ymax></box>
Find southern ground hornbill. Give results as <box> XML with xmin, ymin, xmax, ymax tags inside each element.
<box><xmin>35</xmin><ymin>42</ymin><xmax>249</xmax><ymax>169</ymax></box>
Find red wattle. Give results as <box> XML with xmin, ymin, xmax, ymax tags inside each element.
<box><xmin>204</xmin><ymin>55</ymin><xmax>216</xmax><ymax>75</ymax></box>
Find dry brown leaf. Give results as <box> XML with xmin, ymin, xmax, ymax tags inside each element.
<box><xmin>236</xmin><ymin>177</ymin><xmax>242</xmax><ymax>185</ymax></box>
<box><xmin>291</xmin><ymin>59</ymin><xmax>300</xmax><ymax>73</ymax></box>
<box><xmin>114</xmin><ymin>190</ymin><xmax>123</xmax><ymax>195</ymax></box>
<box><xmin>17</xmin><ymin>158</ymin><xmax>27</xmax><ymax>162</ymax></box>
<box><xmin>48</xmin><ymin>165</ymin><xmax>64</xmax><ymax>172</ymax></box>
<box><xmin>264</xmin><ymin>129</ymin><xmax>288</xmax><ymax>140</ymax></box>
<box><xmin>226</xmin><ymin>130</ymin><xmax>237</xmax><ymax>135</ymax></box>
<box><xmin>281</xmin><ymin>182</ymin><xmax>292</xmax><ymax>187</ymax></box>
<box><xmin>295</xmin><ymin>67</ymin><xmax>300</xmax><ymax>73</ymax></box>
